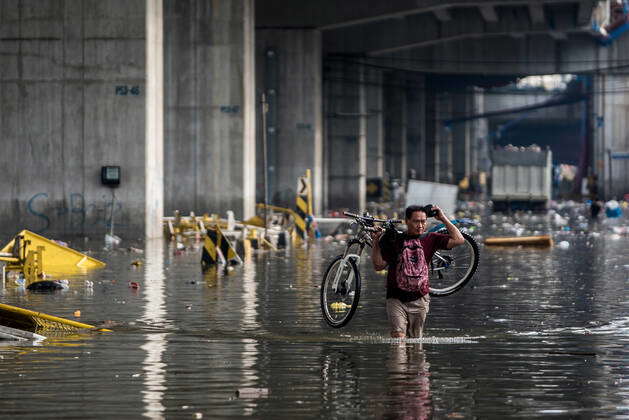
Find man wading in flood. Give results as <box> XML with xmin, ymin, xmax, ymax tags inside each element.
<box><xmin>371</xmin><ymin>205</ymin><xmax>465</xmax><ymax>339</ymax></box>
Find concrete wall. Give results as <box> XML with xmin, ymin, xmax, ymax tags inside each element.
<box><xmin>164</xmin><ymin>0</ymin><xmax>255</xmax><ymax>221</ymax></box>
<box><xmin>0</xmin><ymin>0</ymin><xmax>255</xmax><ymax>237</ymax></box>
<box><xmin>0</xmin><ymin>0</ymin><xmax>146</xmax><ymax>236</ymax></box>
<box><xmin>255</xmin><ymin>29</ymin><xmax>322</xmax><ymax>213</ymax></box>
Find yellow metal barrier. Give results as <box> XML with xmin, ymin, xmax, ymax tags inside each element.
<box><xmin>0</xmin><ymin>230</ymin><xmax>105</xmax><ymax>282</ymax></box>
<box><xmin>0</xmin><ymin>303</ymin><xmax>111</xmax><ymax>333</ymax></box>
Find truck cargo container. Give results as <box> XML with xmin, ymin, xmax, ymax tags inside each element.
<box><xmin>490</xmin><ymin>148</ymin><xmax>552</xmax><ymax>211</ymax></box>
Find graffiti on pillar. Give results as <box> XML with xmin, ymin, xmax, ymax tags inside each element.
<box><xmin>25</xmin><ymin>192</ymin><xmax>124</xmax><ymax>233</ymax></box>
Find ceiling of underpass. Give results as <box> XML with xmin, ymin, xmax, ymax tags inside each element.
<box><xmin>256</xmin><ymin>0</ymin><xmax>604</xmax><ymax>76</ymax></box>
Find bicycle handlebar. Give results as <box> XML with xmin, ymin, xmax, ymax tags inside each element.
<box><xmin>343</xmin><ymin>211</ymin><xmax>402</xmax><ymax>224</ymax></box>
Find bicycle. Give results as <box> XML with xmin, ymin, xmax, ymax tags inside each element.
<box><xmin>320</xmin><ymin>211</ymin><xmax>480</xmax><ymax>328</ymax></box>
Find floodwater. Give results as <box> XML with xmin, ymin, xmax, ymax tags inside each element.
<box><xmin>0</xmin><ymin>209</ymin><xmax>628</xmax><ymax>419</ymax></box>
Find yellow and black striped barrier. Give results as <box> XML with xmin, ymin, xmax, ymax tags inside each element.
<box><xmin>201</xmin><ymin>226</ymin><xmax>242</xmax><ymax>269</ymax></box>
<box><xmin>294</xmin><ymin>169</ymin><xmax>314</xmax><ymax>242</ymax></box>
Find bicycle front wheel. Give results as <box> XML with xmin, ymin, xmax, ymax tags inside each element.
<box><xmin>429</xmin><ymin>231</ymin><xmax>479</xmax><ymax>297</ymax></box>
<box><xmin>320</xmin><ymin>255</ymin><xmax>361</xmax><ymax>328</ymax></box>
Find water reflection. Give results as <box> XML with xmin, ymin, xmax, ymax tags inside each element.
<box><xmin>240</xmin><ymin>260</ymin><xmax>260</xmax><ymax>415</ymax></box>
<box><xmin>140</xmin><ymin>238</ymin><xmax>167</xmax><ymax>419</ymax></box>
<box><xmin>385</xmin><ymin>344</ymin><xmax>432</xmax><ymax>420</ymax></box>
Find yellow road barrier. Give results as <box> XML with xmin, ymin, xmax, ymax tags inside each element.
<box><xmin>0</xmin><ymin>230</ymin><xmax>105</xmax><ymax>282</ymax></box>
<box><xmin>484</xmin><ymin>235</ymin><xmax>553</xmax><ymax>247</ymax></box>
<box><xmin>0</xmin><ymin>303</ymin><xmax>111</xmax><ymax>333</ymax></box>
<box><xmin>201</xmin><ymin>226</ymin><xmax>242</xmax><ymax>268</ymax></box>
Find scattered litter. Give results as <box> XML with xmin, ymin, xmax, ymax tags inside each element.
<box><xmin>26</xmin><ymin>279</ymin><xmax>69</xmax><ymax>291</ymax></box>
<box><xmin>128</xmin><ymin>247</ymin><xmax>144</xmax><ymax>254</ymax></box>
<box><xmin>131</xmin><ymin>260</ymin><xmax>143</xmax><ymax>267</ymax></box>
<box><xmin>105</xmin><ymin>234</ymin><xmax>122</xmax><ymax>246</ymax></box>
<box><xmin>74</xmin><ymin>310</ymin><xmax>81</xmax><ymax>317</ymax></box>
<box><xmin>128</xmin><ymin>282</ymin><xmax>140</xmax><ymax>289</ymax></box>
<box><xmin>557</xmin><ymin>241</ymin><xmax>570</xmax><ymax>249</ymax></box>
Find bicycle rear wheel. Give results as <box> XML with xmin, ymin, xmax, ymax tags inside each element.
<box><xmin>320</xmin><ymin>255</ymin><xmax>361</xmax><ymax>328</ymax></box>
<box><xmin>429</xmin><ymin>231</ymin><xmax>479</xmax><ymax>297</ymax></box>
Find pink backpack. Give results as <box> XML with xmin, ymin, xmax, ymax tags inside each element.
<box><xmin>395</xmin><ymin>237</ymin><xmax>430</xmax><ymax>295</ymax></box>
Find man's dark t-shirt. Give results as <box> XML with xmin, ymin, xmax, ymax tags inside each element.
<box><xmin>380</xmin><ymin>232</ymin><xmax>450</xmax><ymax>302</ymax></box>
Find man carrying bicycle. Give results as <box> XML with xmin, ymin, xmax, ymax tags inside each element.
<box><xmin>371</xmin><ymin>204</ymin><xmax>465</xmax><ymax>339</ymax></box>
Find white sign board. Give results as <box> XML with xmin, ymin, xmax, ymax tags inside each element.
<box><xmin>406</xmin><ymin>180</ymin><xmax>459</xmax><ymax>218</ymax></box>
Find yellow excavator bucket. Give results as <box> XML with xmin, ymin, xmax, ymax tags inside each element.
<box><xmin>0</xmin><ymin>230</ymin><xmax>105</xmax><ymax>274</ymax></box>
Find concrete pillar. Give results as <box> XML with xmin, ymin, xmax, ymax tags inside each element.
<box><xmin>452</xmin><ymin>92</ymin><xmax>467</xmax><ymax>185</ymax></box>
<box><xmin>358</xmin><ymin>68</ymin><xmax>367</xmax><ymax>213</ymax></box>
<box><xmin>436</xmin><ymin>92</ymin><xmax>454</xmax><ymax>183</ymax></box>
<box><xmin>145</xmin><ymin>0</ymin><xmax>164</xmax><ymax>239</ymax></box>
<box><xmin>255</xmin><ymin>29</ymin><xmax>322</xmax><ymax>214</ymax></box>
<box><xmin>0</xmin><ymin>0</ymin><xmax>146</xmax><ymax>236</ymax></box>
<box><xmin>384</xmin><ymin>71</ymin><xmax>407</xmax><ymax>183</ymax></box>
<box><xmin>366</xmin><ymin>69</ymin><xmax>384</xmax><ymax>179</ymax></box>
<box><xmin>324</xmin><ymin>60</ymin><xmax>362</xmax><ymax>210</ymax></box>
<box><xmin>425</xmin><ymin>88</ymin><xmax>437</xmax><ymax>182</ymax></box>
<box><xmin>242</xmin><ymin>0</ymin><xmax>256</xmax><ymax>219</ymax></box>
<box><xmin>594</xmin><ymin>73</ymin><xmax>629</xmax><ymax>199</ymax></box>
<box><xmin>406</xmin><ymin>75</ymin><xmax>426</xmax><ymax>181</ymax></box>
<box><xmin>163</xmin><ymin>0</ymin><xmax>255</xmax><ymax>221</ymax></box>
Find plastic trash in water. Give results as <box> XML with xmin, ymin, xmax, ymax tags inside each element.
<box><xmin>235</xmin><ymin>388</ymin><xmax>269</xmax><ymax>398</ymax></box>
<box><xmin>105</xmin><ymin>234</ymin><xmax>122</xmax><ymax>247</ymax></box>
<box><xmin>557</xmin><ymin>241</ymin><xmax>570</xmax><ymax>249</ymax></box>
<box><xmin>14</xmin><ymin>275</ymin><xmax>25</xmax><ymax>287</ymax></box>
<box><xmin>605</xmin><ymin>200</ymin><xmax>622</xmax><ymax>218</ymax></box>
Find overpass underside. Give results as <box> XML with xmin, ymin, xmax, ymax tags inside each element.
<box><xmin>0</xmin><ymin>0</ymin><xmax>628</xmax><ymax>236</ymax></box>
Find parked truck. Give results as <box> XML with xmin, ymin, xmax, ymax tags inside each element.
<box><xmin>490</xmin><ymin>147</ymin><xmax>552</xmax><ymax>211</ymax></box>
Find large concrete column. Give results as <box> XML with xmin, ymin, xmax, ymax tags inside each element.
<box><xmin>594</xmin><ymin>73</ymin><xmax>629</xmax><ymax>199</ymax></box>
<box><xmin>324</xmin><ymin>60</ymin><xmax>363</xmax><ymax>210</ymax></box>
<box><xmin>406</xmin><ymin>75</ymin><xmax>426</xmax><ymax>181</ymax></box>
<box><xmin>452</xmin><ymin>91</ymin><xmax>468</xmax><ymax>185</ymax></box>
<box><xmin>164</xmin><ymin>0</ymin><xmax>255</xmax><ymax>221</ymax></box>
<box><xmin>255</xmin><ymin>29</ymin><xmax>322</xmax><ymax>214</ymax></box>
<box><xmin>366</xmin><ymin>69</ymin><xmax>384</xmax><ymax>179</ymax></box>
<box><xmin>0</xmin><ymin>1</ymin><xmax>146</xmax><ymax>236</ymax></box>
<box><xmin>145</xmin><ymin>0</ymin><xmax>164</xmax><ymax>239</ymax></box>
<box><xmin>384</xmin><ymin>71</ymin><xmax>407</xmax><ymax>183</ymax></box>
<box><xmin>436</xmin><ymin>92</ymin><xmax>454</xmax><ymax>184</ymax></box>
<box><xmin>425</xmin><ymin>88</ymin><xmax>437</xmax><ymax>182</ymax></box>
<box><xmin>357</xmin><ymin>67</ymin><xmax>368</xmax><ymax>213</ymax></box>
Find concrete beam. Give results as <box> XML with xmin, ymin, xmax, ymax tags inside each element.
<box><xmin>323</xmin><ymin>5</ymin><xmax>594</xmax><ymax>56</ymax></box>
<box><xmin>256</xmin><ymin>0</ymin><xmax>598</xmax><ymax>30</ymax></box>
<box><xmin>356</xmin><ymin>32</ymin><xmax>600</xmax><ymax>75</ymax></box>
